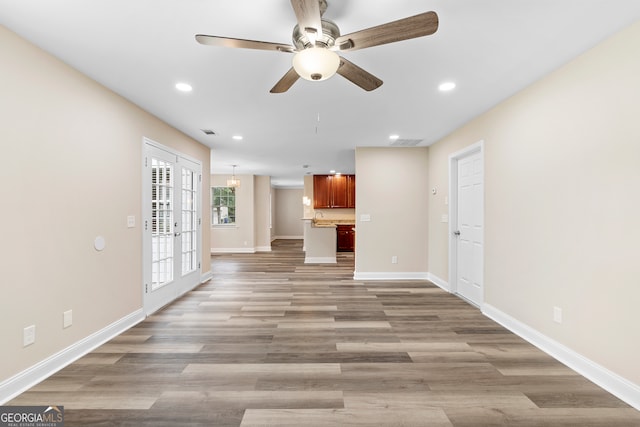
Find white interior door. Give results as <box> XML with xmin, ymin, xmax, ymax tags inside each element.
<box><xmin>451</xmin><ymin>145</ymin><xmax>484</xmax><ymax>307</ymax></box>
<box><xmin>143</xmin><ymin>140</ymin><xmax>202</xmax><ymax>315</ymax></box>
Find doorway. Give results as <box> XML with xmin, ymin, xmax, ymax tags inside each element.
<box><xmin>142</xmin><ymin>138</ymin><xmax>202</xmax><ymax>315</ymax></box>
<box><xmin>449</xmin><ymin>141</ymin><xmax>484</xmax><ymax>307</ymax></box>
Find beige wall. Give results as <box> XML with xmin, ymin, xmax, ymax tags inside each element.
<box><xmin>254</xmin><ymin>176</ymin><xmax>272</xmax><ymax>251</ymax></box>
<box><xmin>427</xmin><ymin>21</ymin><xmax>640</xmax><ymax>385</ymax></box>
<box><xmin>271</xmin><ymin>186</ymin><xmax>278</xmax><ymax>241</ymax></box>
<box><xmin>0</xmin><ymin>25</ymin><xmax>210</xmax><ymax>383</ymax></box>
<box><xmin>210</xmin><ymin>175</ymin><xmax>272</xmax><ymax>252</ymax></box>
<box><xmin>273</xmin><ymin>188</ymin><xmax>304</xmax><ymax>238</ymax></box>
<box><xmin>355</xmin><ymin>147</ymin><xmax>429</xmax><ymax>276</ymax></box>
<box><xmin>210</xmin><ymin>174</ymin><xmax>255</xmax><ymax>251</ymax></box>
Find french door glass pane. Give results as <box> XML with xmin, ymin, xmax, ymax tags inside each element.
<box><xmin>151</xmin><ymin>158</ymin><xmax>174</xmax><ymax>290</ymax></box>
<box><xmin>181</xmin><ymin>167</ymin><xmax>197</xmax><ymax>276</ymax></box>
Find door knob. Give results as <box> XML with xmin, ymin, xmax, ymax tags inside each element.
<box><xmin>174</xmin><ymin>232</ymin><xmax>181</xmax><ymax>237</ymax></box>
<box><xmin>453</xmin><ymin>230</ymin><xmax>461</xmax><ymax>236</ymax></box>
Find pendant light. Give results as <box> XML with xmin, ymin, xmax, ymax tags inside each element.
<box><xmin>227</xmin><ymin>165</ymin><xmax>240</xmax><ymax>188</ymax></box>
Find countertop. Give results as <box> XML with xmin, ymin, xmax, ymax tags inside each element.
<box><xmin>310</xmin><ymin>219</ymin><xmax>355</xmax><ymax>228</ymax></box>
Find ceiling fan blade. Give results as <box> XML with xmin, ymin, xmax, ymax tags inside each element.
<box><xmin>270</xmin><ymin>68</ymin><xmax>300</xmax><ymax>93</ymax></box>
<box><xmin>196</xmin><ymin>34</ymin><xmax>295</xmax><ymax>53</ymax></box>
<box><xmin>335</xmin><ymin>11</ymin><xmax>438</xmax><ymax>52</ymax></box>
<box><xmin>336</xmin><ymin>57</ymin><xmax>383</xmax><ymax>91</ymax></box>
<box><xmin>290</xmin><ymin>0</ymin><xmax>323</xmax><ymax>44</ymax></box>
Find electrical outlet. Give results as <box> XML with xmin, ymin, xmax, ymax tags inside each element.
<box><xmin>553</xmin><ymin>306</ymin><xmax>562</xmax><ymax>324</ymax></box>
<box><xmin>23</xmin><ymin>325</ymin><xmax>36</xmax><ymax>347</ymax></box>
<box><xmin>63</xmin><ymin>310</ymin><xmax>73</xmax><ymax>328</ymax></box>
<box><xmin>391</xmin><ymin>256</ymin><xmax>398</xmax><ymax>264</ymax></box>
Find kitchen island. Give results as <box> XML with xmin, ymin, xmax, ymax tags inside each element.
<box><xmin>302</xmin><ymin>219</ymin><xmax>355</xmax><ymax>263</ymax></box>
<box><xmin>302</xmin><ymin>219</ymin><xmax>337</xmax><ymax>263</ymax></box>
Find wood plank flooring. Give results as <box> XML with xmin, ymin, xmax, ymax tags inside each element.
<box><xmin>9</xmin><ymin>240</ymin><xmax>639</xmax><ymax>426</ymax></box>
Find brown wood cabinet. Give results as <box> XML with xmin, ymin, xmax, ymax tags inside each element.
<box><xmin>313</xmin><ymin>175</ymin><xmax>332</xmax><ymax>209</ymax></box>
<box><xmin>313</xmin><ymin>174</ymin><xmax>355</xmax><ymax>209</ymax></box>
<box><xmin>347</xmin><ymin>175</ymin><xmax>356</xmax><ymax>208</ymax></box>
<box><xmin>336</xmin><ymin>224</ymin><xmax>355</xmax><ymax>252</ymax></box>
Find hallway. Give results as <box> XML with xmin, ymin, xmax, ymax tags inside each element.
<box><xmin>9</xmin><ymin>240</ymin><xmax>638</xmax><ymax>426</ymax></box>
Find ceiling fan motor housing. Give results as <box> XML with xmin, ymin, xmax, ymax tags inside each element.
<box><xmin>292</xmin><ymin>19</ymin><xmax>340</xmax><ymax>50</ymax></box>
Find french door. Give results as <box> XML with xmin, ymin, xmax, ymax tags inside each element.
<box><xmin>143</xmin><ymin>139</ymin><xmax>202</xmax><ymax>315</ymax></box>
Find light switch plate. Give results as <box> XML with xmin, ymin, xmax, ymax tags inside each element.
<box><xmin>553</xmin><ymin>306</ymin><xmax>563</xmax><ymax>323</ymax></box>
<box><xmin>127</xmin><ymin>215</ymin><xmax>136</xmax><ymax>228</ymax></box>
<box><xmin>360</xmin><ymin>214</ymin><xmax>371</xmax><ymax>222</ymax></box>
<box><xmin>441</xmin><ymin>214</ymin><xmax>448</xmax><ymax>223</ymax></box>
<box><xmin>23</xmin><ymin>325</ymin><xmax>35</xmax><ymax>347</ymax></box>
<box><xmin>63</xmin><ymin>310</ymin><xmax>73</xmax><ymax>328</ymax></box>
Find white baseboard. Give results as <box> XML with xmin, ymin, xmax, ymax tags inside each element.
<box><xmin>483</xmin><ymin>303</ymin><xmax>640</xmax><ymax>411</ymax></box>
<box><xmin>211</xmin><ymin>247</ymin><xmax>255</xmax><ymax>254</ymax></box>
<box><xmin>255</xmin><ymin>246</ymin><xmax>272</xmax><ymax>252</ymax></box>
<box><xmin>427</xmin><ymin>272</ymin><xmax>450</xmax><ymax>292</ymax></box>
<box><xmin>0</xmin><ymin>309</ymin><xmax>145</xmax><ymax>405</ymax></box>
<box><xmin>353</xmin><ymin>272</ymin><xmax>429</xmax><ymax>281</ymax></box>
<box><xmin>304</xmin><ymin>256</ymin><xmax>336</xmax><ymax>264</ymax></box>
<box><xmin>200</xmin><ymin>270</ymin><xmax>213</xmax><ymax>283</ymax></box>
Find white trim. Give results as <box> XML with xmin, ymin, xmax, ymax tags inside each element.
<box><xmin>273</xmin><ymin>235</ymin><xmax>304</xmax><ymax>240</ymax></box>
<box><xmin>305</xmin><ymin>256</ymin><xmax>337</xmax><ymax>264</ymax></box>
<box><xmin>211</xmin><ymin>247</ymin><xmax>255</xmax><ymax>254</ymax></box>
<box><xmin>483</xmin><ymin>304</ymin><xmax>640</xmax><ymax>411</ymax></box>
<box><xmin>448</xmin><ymin>140</ymin><xmax>484</xmax><ymax>306</ymax></box>
<box><xmin>0</xmin><ymin>309</ymin><xmax>144</xmax><ymax>405</ymax></box>
<box><xmin>427</xmin><ymin>272</ymin><xmax>450</xmax><ymax>292</ymax></box>
<box><xmin>353</xmin><ymin>272</ymin><xmax>429</xmax><ymax>281</ymax></box>
<box><xmin>200</xmin><ymin>270</ymin><xmax>213</xmax><ymax>283</ymax></box>
<box><xmin>255</xmin><ymin>246</ymin><xmax>272</xmax><ymax>252</ymax></box>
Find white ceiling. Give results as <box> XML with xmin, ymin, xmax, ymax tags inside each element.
<box><xmin>2</xmin><ymin>1</ymin><xmax>640</xmax><ymax>187</ymax></box>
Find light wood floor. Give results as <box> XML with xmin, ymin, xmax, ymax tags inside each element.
<box><xmin>10</xmin><ymin>240</ymin><xmax>639</xmax><ymax>426</ymax></box>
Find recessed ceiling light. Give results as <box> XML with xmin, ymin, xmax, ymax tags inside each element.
<box><xmin>389</xmin><ymin>134</ymin><xmax>400</xmax><ymax>140</ymax></box>
<box><xmin>175</xmin><ymin>82</ymin><xmax>193</xmax><ymax>92</ymax></box>
<box><xmin>232</xmin><ymin>135</ymin><xmax>243</xmax><ymax>141</ymax></box>
<box><xmin>330</xmin><ymin>170</ymin><xmax>336</xmax><ymax>174</ymax></box>
<box><xmin>439</xmin><ymin>81</ymin><xmax>456</xmax><ymax>92</ymax></box>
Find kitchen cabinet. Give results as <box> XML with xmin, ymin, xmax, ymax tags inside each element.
<box><xmin>313</xmin><ymin>174</ymin><xmax>355</xmax><ymax>209</ymax></box>
<box><xmin>336</xmin><ymin>224</ymin><xmax>355</xmax><ymax>252</ymax></box>
<box><xmin>347</xmin><ymin>175</ymin><xmax>356</xmax><ymax>208</ymax></box>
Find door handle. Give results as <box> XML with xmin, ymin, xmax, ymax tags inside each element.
<box><xmin>453</xmin><ymin>230</ymin><xmax>461</xmax><ymax>236</ymax></box>
<box><xmin>174</xmin><ymin>232</ymin><xmax>181</xmax><ymax>237</ymax></box>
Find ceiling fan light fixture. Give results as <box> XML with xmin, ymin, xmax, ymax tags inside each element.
<box><xmin>292</xmin><ymin>47</ymin><xmax>340</xmax><ymax>82</ymax></box>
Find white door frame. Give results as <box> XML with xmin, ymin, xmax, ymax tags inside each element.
<box><xmin>448</xmin><ymin>140</ymin><xmax>484</xmax><ymax>307</ymax></box>
<box><xmin>142</xmin><ymin>137</ymin><xmax>202</xmax><ymax>315</ymax></box>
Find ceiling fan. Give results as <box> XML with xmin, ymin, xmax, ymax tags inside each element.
<box><xmin>195</xmin><ymin>0</ymin><xmax>439</xmax><ymax>93</ymax></box>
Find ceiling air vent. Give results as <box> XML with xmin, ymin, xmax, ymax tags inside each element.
<box><xmin>390</xmin><ymin>139</ymin><xmax>423</xmax><ymax>147</ymax></box>
<box><xmin>201</xmin><ymin>129</ymin><xmax>216</xmax><ymax>135</ymax></box>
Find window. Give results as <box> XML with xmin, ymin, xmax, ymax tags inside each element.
<box><xmin>212</xmin><ymin>187</ymin><xmax>236</xmax><ymax>225</ymax></box>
